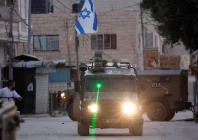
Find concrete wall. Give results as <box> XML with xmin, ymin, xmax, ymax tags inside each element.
<box><xmin>54</xmin><ymin>0</ymin><xmax>141</xmax><ymax>14</ymax></box>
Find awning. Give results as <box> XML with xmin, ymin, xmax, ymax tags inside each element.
<box><xmin>12</xmin><ymin>60</ymin><xmax>66</xmax><ymax>68</ymax></box>
<box><xmin>14</xmin><ymin>54</ymin><xmax>42</xmax><ymax>62</ymax></box>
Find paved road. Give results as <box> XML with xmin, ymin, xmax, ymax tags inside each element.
<box><xmin>17</xmin><ymin>112</ymin><xmax>198</xmax><ymax>140</ymax></box>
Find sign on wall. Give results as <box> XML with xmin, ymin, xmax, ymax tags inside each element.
<box><xmin>144</xmin><ymin>48</ymin><xmax>160</xmax><ymax>70</ymax></box>
<box><xmin>160</xmin><ymin>55</ymin><xmax>181</xmax><ymax>69</ymax></box>
<box><xmin>180</xmin><ymin>54</ymin><xmax>190</xmax><ymax>70</ymax></box>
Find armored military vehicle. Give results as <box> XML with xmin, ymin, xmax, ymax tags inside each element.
<box><xmin>137</xmin><ymin>70</ymin><xmax>192</xmax><ymax>121</ymax></box>
<box><xmin>72</xmin><ymin>53</ymin><xmax>144</xmax><ymax>136</ymax></box>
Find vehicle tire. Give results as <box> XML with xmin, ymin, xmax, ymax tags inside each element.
<box><xmin>146</xmin><ymin>102</ymin><xmax>167</xmax><ymax>121</ymax></box>
<box><xmin>68</xmin><ymin>104</ymin><xmax>77</xmax><ymax>121</ymax></box>
<box><xmin>78</xmin><ymin>122</ymin><xmax>89</xmax><ymax>136</ymax></box>
<box><xmin>164</xmin><ymin>110</ymin><xmax>175</xmax><ymax>121</ymax></box>
<box><xmin>129</xmin><ymin>125</ymin><xmax>143</xmax><ymax>136</ymax></box>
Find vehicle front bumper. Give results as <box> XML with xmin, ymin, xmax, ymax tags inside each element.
<box><xmin>80</xmin><ymin>117</ymin><xmax>144</xmax><ymax>128</ymax></box>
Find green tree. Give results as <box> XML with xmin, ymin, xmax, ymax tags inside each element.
<box><xmin>140</xmin><ymin>0</ymin><xmax>198</xmax><ymax>51</ymax></box>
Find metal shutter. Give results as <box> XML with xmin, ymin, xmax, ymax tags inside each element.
<box><xmin>0</xmin><ymin>43</ymin><xmax>5</xmax><ymax>88</ymax></box>
<box><xmin>36</xmin><ymin>74</ymin><xmax>49</xmax><ymax>113</ymax></box>
<box><xmin>0</xmin><ymin>43</ymin><xmax>5</xmax><ymax>65</ymax></box>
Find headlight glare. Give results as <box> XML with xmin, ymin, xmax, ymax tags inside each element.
<box><xmin>123</xmin><ymin>102</ymin><xmax>136</xmax><ymax>115</ymax></box>
<box><xmin>88</xmin><ymin>104</ymin><xmax>98</xmax><ymax>113</ymax></box>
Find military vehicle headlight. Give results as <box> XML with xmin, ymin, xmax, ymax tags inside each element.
<box><xmin>123</xmin><ymin>102</ymin><xmax>136</xmax><ymax>115</ymax></box>
<box><xmin>61</xmin><ymin>93</ymin><xmax>66</xmax><ymax>99</ymax></box>
<box><xmin>88</xmin><ymin>104</ymin><xmax>98</xmax><ymax>113</ymax></box>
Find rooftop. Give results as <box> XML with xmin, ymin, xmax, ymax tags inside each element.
<box><xmin>85</xmin><ymin>67</ymin><xmax>136</xmax><ymax>76</ymax></box>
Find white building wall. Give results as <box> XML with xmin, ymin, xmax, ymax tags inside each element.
<box><xmin>54</xmin><ymin>0</ymin><xmax>141</xmax><ymax>14</ymax></box>
<box><xmin>0</xmin><ymin>0</ymin><xmax>28</xmax><ymax>42</ymax></box>
<box><xmin>18</xmin><ymin>0</ymin><xmax>28</xmax><ymax>42</ymax></box>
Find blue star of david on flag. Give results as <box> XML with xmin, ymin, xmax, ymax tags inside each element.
<box><xmin>75</xmin><ymin>0</ymin><xmax>98</xmax><ymax>35</ymax></box>
<box><xmin>79</xmin><ymin>8</ymin><xmax>91</xmax><ymax>19</ymax></box>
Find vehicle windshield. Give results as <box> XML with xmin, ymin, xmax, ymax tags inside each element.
<box><xmin>84</xmin><ymin>75</ymin><xmax>137</xmax><ymax>92</ymax></box>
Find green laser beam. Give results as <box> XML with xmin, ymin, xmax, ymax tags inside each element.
<box><xmin>90</xmin><ymin>87</ymin><xmax>100</xmax><ymax>137</ymax></box>
<box><xmin>97</xmin><ymin>83</ymin><xmax>101</xmax><ymax>88</ymax></box>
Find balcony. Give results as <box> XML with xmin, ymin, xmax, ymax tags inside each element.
<box><xmin>0</xmin><ymin>6</ymin><xmax>20</xmax><ymax>22</ymax></box>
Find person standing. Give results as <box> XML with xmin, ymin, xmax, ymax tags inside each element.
<box><xmin>0</xmin><ymin>80</ymin><xmax>22</xmax><ymax>102</ymax></box>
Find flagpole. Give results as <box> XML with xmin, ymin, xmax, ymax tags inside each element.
<box><xmin>75</xmin><ymin>15</ymin><xmax>80</xmax><ymax>82</ymax></box>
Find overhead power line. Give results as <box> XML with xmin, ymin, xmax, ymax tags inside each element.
<box><xmin>13</xmin><ymin>9</ymin><xmax>28</xmax><ymax>26</ymax></box>
<box><xmin>98</xmin><ymin>3</ymin><xmax>140</xmax><ymax>16</ymax></box>
<box><xmin>56</xmin><ymin>0</ymin><xmax>73</xmax><ymax>12</ymax></box>
<box><xmin>52</xmin><ymin>4</ymin><xmax>73</xmax><ymax>18</ymax></box>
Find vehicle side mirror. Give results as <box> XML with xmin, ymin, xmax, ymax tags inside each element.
<box><xmin>74</xmin><ymin>81</ymin><xmax>80</xmax><ymax>93</ymax></box>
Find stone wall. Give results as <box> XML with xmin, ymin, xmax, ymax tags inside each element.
<box><xmin>17</xmin><ymin>9</ymin><xmax>143</xmax><ymax>69</ymax></box>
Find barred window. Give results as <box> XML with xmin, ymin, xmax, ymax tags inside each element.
<box><xmin>33</xmin><ymin>35</ymin><xmax>59</xmax><ymax>51</ymax></box>
<box><xmin>91</xmin><ymin>34</ymin><xmax>117</xmax><ymax>50</ymax></box>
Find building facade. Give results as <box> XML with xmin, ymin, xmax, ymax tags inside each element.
<box><xmin>16</xmin><ymin>0</ymin><xmax>143</xmax><ymax>93</ymax></box>
<box><xmin>18</xmin><ymin>0</ymin><xmax>142</xmax><ymax>67</ymax></box>
<box><xmin>16</xmin><ymin>0</ymin><xmax>190</xmax><ymax>90</ymax></box>
<box><xmin>137</xmin><ymin>9</ymin><xmax>189</xmax><ymax>56</ymax></box>
<box><xmin>14</xmin><ymin>0</ymin><xmax>191</xmax><ymax>114</ymax></box>
<box><xmin>0</xmin><ymin>0</ymin><xmax>29</xmax><ymax>86</ymax></box>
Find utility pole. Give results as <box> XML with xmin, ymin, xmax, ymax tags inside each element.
<box><xmin>8</xmin><ymin>3</ymin><xmax>15</xmax><ymax>80</ymax></box>
<box><xmin>73</xmin><ymin>14</ymin><xmax>80</xmax><ymax>121</ymax></box>
<box><xmin>27</xmin><ymin>0</ymin><xmax>31</xmax><ymax>54</ymax></box>
<box><xmin>65</xmin><ymin>20</ymin><xmax>72</xmax><ymax>66</ymax></box>
<box><xmin>195</xmin><ymin>50</ymin><xmax>198</xmax><ymax>122</ymax></box>
<box><xmin>140</xmin><ymin>7</ymin><xmax>145</xmax><ymax>70</ymax></box>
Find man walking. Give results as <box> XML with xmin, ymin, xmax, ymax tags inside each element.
<box><xmin>0</xmin><ymin>80</ymin><xmax>22</xmax><ymax>102</ymax></box>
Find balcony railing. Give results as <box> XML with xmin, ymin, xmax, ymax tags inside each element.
<box><xmin>0</xmin><ymin>6</ymin><xmax>20</xmax><ymax>22</ymax></box>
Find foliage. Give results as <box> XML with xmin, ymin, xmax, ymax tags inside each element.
<box><xmin>140</xmin><ymin>0</ymin><xmax>198</xmax><ymax>51</ymax></box>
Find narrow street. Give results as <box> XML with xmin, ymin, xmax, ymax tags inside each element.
<box><xmin>17</xmin><ymin>111</ymin><xmax>198</xmax><ymax>140</ymax></box>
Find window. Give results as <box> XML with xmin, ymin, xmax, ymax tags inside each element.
<box><xmin>24</xmin><ymin>0</ymin><xmax>27</xmax><ymax>18</ymax></box>
<box><xmin>33</xmin><ymin>35</ymin><xmax>59</xmax><ymax>51</ymax></box>
<box><xmin>0</xmin><ymin>0</ymin><xmax>5</xmax><ymax>6</ymax></box>
<box><xmin>21</xmin><ymin>22</ymin><xmax>27</xmax><ymax>32</ymax></box>
<box><xmin>20</xmin><ymin>0</ymin><xmax>27</xmax><ymax>32</ymax></box>
<box><xmin>145</xmin><ymin>32</ymin><xmax>153</xmax><ymax>48</ymax></box>
<box><xmin>85</xmin><ymin>76</ymin><xmax>137</xmax><ymax>92</ymax></box>
<box><xmin>155</xmin><ymin>36</ymin><xmax>158</xmax><ymax>48</ymax></box>
<box><xmin>0</xmin><ymin>0</ymin><xmax>13</xmax><ymax>6</ymax></box>
<box><xmin>31</xmin><ymin>0</ymin><xmax>53</xmax><ymax>14</ymax></box>
<box><xmin>91</xmin><ymin>34</ymin><xmax>117</xmax><ymax>50</ymax></box>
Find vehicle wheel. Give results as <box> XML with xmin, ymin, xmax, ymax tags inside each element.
<box><xmin>164</xmin><ymin>110</ymin><xmax>175</xmax><ymax>121</ymax></box>
<box><xmin>78</xmin><ymin>122</ymin><xmax>89</xmax><ymax>136</ymax></box>
<box><xmin>147</xmin><ymin>102</ymin><xmax>167</xmax><ymax>121</ymax></box>
<box><xmin>129</xmin><ymin>125</ymin><xmax>143</xmax><ymax>136</ymax></box>
<box><xmin>68</xmin><ymin>104</ymin><xmax>77</xmax><ymax>121</ymax></box>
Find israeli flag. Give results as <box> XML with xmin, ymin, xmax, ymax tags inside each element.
<box><xmin>75</xmin><ymin>0</ymin><xmax>98</xmax><ymax>35</ymax></box>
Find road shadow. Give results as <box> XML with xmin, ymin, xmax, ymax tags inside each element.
<box><xmin>91</xmin><ymin>133</ymin><xmax>132</xmax><ymax>137</ymax></box>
